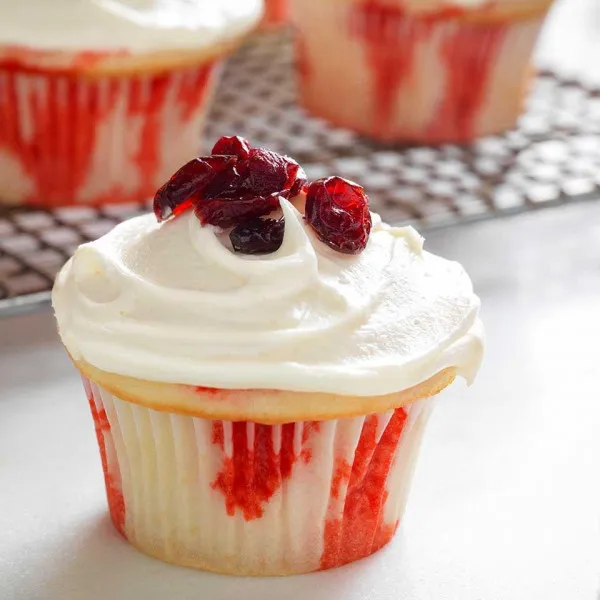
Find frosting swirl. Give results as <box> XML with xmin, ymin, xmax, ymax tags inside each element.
<box><xmin>52</xmin><ymin>199</ymin><xmax>483</xmax><ymax>396</ymax></box>
<box><xmin>0</xmin><ymin>0</ymin><xmax>263</xmax><ymax>53</ymax></box>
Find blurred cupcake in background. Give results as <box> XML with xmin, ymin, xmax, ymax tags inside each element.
<box><xmin>290</xmin><ymin>0</ymin><xmax>554</xmax><ymax>143</ymax></box>
<box><xmin>0</xmin><ymin>0</ymin><xmax>263</xmax><ymax>207</ymax></box>
<box><xmin>261</xmin><ymin>0</ymin><xmax>290</xmax><ymax>28</ymax></box>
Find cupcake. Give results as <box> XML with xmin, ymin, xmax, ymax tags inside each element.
<box><xmin>52</xmin><ymin>136</ymin><xmax>484</xmax><ymax>575</ymax></box>
<box><xmin>290</xmin><ymin>0</ymin><xmax>553</xmax><ymax>143</ymax></box>
<box><xmin>0</xmin><ymin>1</ymin><xmax>263</xmax><ymax>207</ymax></box>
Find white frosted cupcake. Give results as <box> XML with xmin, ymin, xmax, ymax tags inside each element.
<box><xmin>52</xmin><ymin>136</ymin><xmax>484</xmax><ymax>575</ymax></box>
<box><xmin>290</xmin><ymin>0</ymin><xmax>553</xmax><ymax>143</ymax></box>
<box><xmin>0</xmin><ymin>0</ymin><xmax>263</xmax><ymax>207</ymax></box>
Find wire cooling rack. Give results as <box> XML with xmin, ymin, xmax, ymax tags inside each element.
<box><xmin>1</xmin><ymin>30</ymin><xmax>600</xmax><ymax>317</ymax></box>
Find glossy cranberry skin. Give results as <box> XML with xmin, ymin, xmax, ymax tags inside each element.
<box><xmin>195</xmin><ymin>148</ymin><xmax>306</xmax><ymax>228</ymax></box>
<box><xmin>230</xmin><ymin>217</ymin><xmax>285</xmax><ymax>254</ymax></box>
<box><xmin>238</xmin><ymin>149</ymin><xmax>303</xmax><ymax>196</ymax></box>
<box><xmin>153</xmin><ymin>155</ymin><xmax>235</xmax><ymax>222</ymax></box>
<box><xmin>305</xmin><ymin>176</ymin><xmax>372</xmax><ymax>254</ymax></box>
<box><xmin>195</xmin><ymin>193</ymin><xmax>281</xmax><ymax>229</ymax></box>
<box><xmin>211</xmin><ymin>135</ymin><xmax>251</xmax><ymax>160</ymax></box>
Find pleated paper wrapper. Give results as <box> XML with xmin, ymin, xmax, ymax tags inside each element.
<box><xmin>83</xmin><ymin>375</ymin><xmax>437</xmax><ymax>575</ymax></box>
<box><xmin>0</xmin><ymin>61</ymin><xmax>221</xmax><ymax>206</ymax></box>
<box><xmin>291</xmin><ymin>0</ymin><xmax>549</xmax><ymax>142</ymax></box>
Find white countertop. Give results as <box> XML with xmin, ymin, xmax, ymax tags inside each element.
<box><xmin>1</xmin><ymin>200</ymin><xmax>599</xmax><ymax>600</ymax></box>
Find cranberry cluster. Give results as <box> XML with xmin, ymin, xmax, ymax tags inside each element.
<box><xmin>153</xmin><ymin>136</ymin><xmax>372</xmax><ymax>255</ymax></box>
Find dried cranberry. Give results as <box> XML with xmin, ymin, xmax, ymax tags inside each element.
<box><xmin>153</xmin><ymin>155</ymin><xmax>235</xmax><ymax>222</ymax></box>
<box><xmin>155</xmin><ymin>137</ymin><xmax>307</xmax><ymax>229</ymax></box>
<box><xmin>211</xmin><ymin>135</ymin><xmax>251</xmax><ymax>160</ymax></box>
<box><xmin>238</xmin><ymin>149</ymin><xmax>301</xmax><ymax>196</ymax></box>
<box><xmin>193</xmin><ymin>148</ymin><xmax>306</xmax><ymax>228</ymax></box>
<box><xmin>202</xmin><ymin>162</ymin><xmax>243</xmax><ymax>200</ymax></box>
<box><xmin>230</xmin><ymin>217</ymin><xmax>285</xmax><ymax>254</ymax></box>
<box><xmin>305</xmin><ymin>176</ymin><xmax>372</xmax><ymax>254</ymax></box>
<box><xmin>201</xmin><ymin>150</ymin><xmax>303</xmax><ymax>200</ymax></box>
<box><xmin>195</xmin><ymin>193</ymin><xmax>280</xmax><ymax>229</ymax></box>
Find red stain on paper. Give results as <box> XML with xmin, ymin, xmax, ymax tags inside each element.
<box><xmin>349</xmin><ymin>2</ymin><xmax>506</xmax><ymax>140</ymax></box>
<box><xmin>0</xmin><ymin>61</ymin><xmax>216</xmax><ymax>206</ymax></box>
<box><xmin>349</xmin><ymin>2</ymin><xmax>423</xmax><ymax>136</ymax></box>
<box><xmin>263</xmin><ymin>0</ymin><xmax>289</xmax><ymax>27</ymax></box>
<box><xmin>425</xmin><ymin>22</ymin><xmax>507</xmax><ymax>140</ymax></box>
<box><xmin>211</xmin><ymin>420</ymin><xmax>318</xmax><ymax>521</ymax></box>
<box><xmin>320</xmin><ymin>407</ymin><xmax>408</xmax><ymax>569</ymax></box>
<box><xmin>84</xmin><ymin>377</ymin><xmax>126</xmax><ymax>537</ymax></box>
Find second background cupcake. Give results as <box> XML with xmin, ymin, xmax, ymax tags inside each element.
<box><xmin>290</xmin><ymin>0</ymin><xmax>554</xmax><ymax>143</ymax></box>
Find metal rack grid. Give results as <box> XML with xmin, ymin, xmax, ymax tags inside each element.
<box><xmin>1</xmin><ymin>30</ymin><xmax>600</xmax><ymax>317</ymax></box>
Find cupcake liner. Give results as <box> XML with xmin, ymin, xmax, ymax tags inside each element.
<box><xmin>291</xmin><ymin>0</ymin><xmax>548</xmax><ymax>143</ymax></box>
<box><xmin>0</xmin><ymin>61</ymin><xmax>221</xmax><ymax>206</ymax></box>
<box><xmin>82</xmin><ymin>375</ymin><xmax>437</xmax><ymax>575</ymax></box>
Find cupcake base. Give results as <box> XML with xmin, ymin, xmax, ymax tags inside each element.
<box><xmin>0</xmin><ymin>62</ymin><xmax>221</xmax><ymax>206</ymax></box>
<box><xmin>83</xmin><ymin>375</ymin><xmax>437</xmax><ymax>575</ymax></box>
<box><xmin>291</xmin><ymin>0</ymin><xmax>549</xmax><ymax>143</ymax></box>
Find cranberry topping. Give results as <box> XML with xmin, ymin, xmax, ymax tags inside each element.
<box><xmin>193</xmin><ymin>144</ymin><xmax>307</xmax><ymax>227</ymax></box>
<box><xmin>238</xmin><ymin>148</ymin><xmax>304</xmax><ymax>197</ymax></box>
<box><xmin>155</xmin><ymin>137</ymin><xmax>372</xmax><ymax>255</ymax></box>
<box><xmin>230</xmin><ymin>217</ymin><xmax>285</xmax><ymax>254</ymax></box>
<box><xmin>305</xmin><ymin>176</ymin><xmax>372</xmax><ymax>254</ymax></box>
<box><xmin>195</xmin><ymin>193</ymin><xmax>281</xmax><ymax>229</ymax></box>
<box><xmin>211</xmin><ymin>135</ymin><xmax>251</xmax><ymax>160</ymax></box>
<box><xmin>154</xmin><ymin>136</ymin><xmax>307</xmax><ymax>229</ymax></box>
<box><xmin>153</xmin><ymin>155</ymin><xmax>235</xmax><ymax>222</ymax></box>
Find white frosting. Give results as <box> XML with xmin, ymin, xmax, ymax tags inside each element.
<box><xmin>52</xmin><ymin>199</ymin><xmax>484</xmax><ymax>396</ymax></box>
<box><xmin>0</xmin><ymin>0</ymin><xmax>263</xmax><ymax>53</ymax></box>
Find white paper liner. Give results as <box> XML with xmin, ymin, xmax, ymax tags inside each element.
<box><xmin>0</xmin><ymin>62</ymin><xmax>221</xmax><ymax>206</ymax></box>
<box><xmin>291</xmin><ymin>0</ymin><xmax>547</xmax><ymax>142</ymax></box>
<box><xmin>83</xmin><ymin>377</ymin><xmax>438</xmax><ymax>575</ymax></box>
